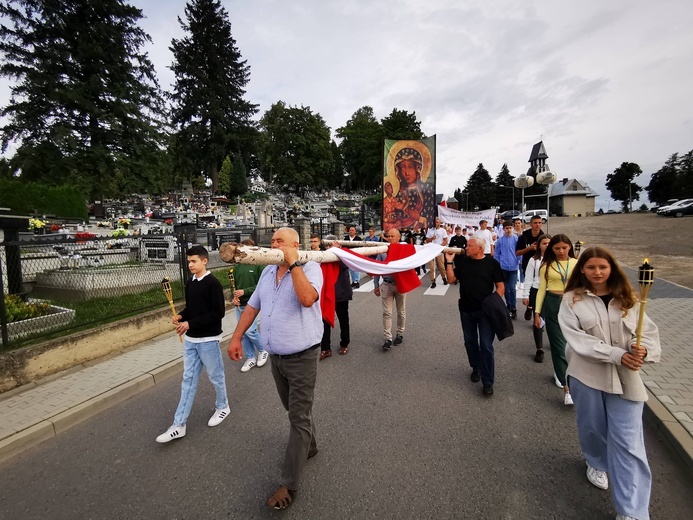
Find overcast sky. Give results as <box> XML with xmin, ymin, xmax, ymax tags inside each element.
<box><xmin>4</xmin><ymin>0</ymin><xmax>693</xmax><ymax>210</ymax></box>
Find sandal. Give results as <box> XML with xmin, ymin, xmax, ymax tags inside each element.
<box><xmin>319</xmin><ymin>350</ymin><xmax>332</xmax><ymax>360</ymax></box>
<box><xmin>339</xmin><ymin>347</ymin><xmax>348</xmax><ymax>355</ymax></box>
<box><xmin>266</xmin><ymin>486</ymin><xmax>295</xmax><ymax>510</ymax></box>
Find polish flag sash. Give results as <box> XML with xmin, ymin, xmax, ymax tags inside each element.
<box><xmin>329</xmin><ymin>243</ymin><xmax>446</xmax><ymax>293</ymax></box>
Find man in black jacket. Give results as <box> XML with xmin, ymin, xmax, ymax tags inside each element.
<box><xmin>156</xmin><ymin>245</ymin><xmax>229</xmax><ymax>443</ymax></box>
<box><xmin>444</xmin><ymin>237</ymin><xmax>504</xmax><ymax>396</ymax></box>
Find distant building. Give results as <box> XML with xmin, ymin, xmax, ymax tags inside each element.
<box><xmin>549</xmin><ymin>178</ymin><xmax>599</xmax><ymax>216</ymax></box>
<box><xmin>524</xmin><ymin>140</ymin><xmax>598</xmax><ymax>216</ymax></box>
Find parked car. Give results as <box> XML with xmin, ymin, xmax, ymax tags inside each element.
<box><xmin>500</xmin><ymin>210</ymin><xmax>522</xmax><ymax>220</ymax></box>
<box><xmin>651</xmin><ymin>199</ymin><xmax>679</xmax><ymax>213</ymax></box>
<box><xmin>520</xmin><ymin>209</ymin><xmax>548</xmax><ymax>223</ymax></box>
<box><xmin>658</xmin><ymin>199</ymin><xmax>693</xmax><ymax>217</ymax></box>
<box><xmin>657</xmin><ymin>198</ymin><xmax>693</xmax><ymax>215</ymax></box>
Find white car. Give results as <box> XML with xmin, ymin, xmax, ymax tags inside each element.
<box><xmin>520</xmin><ymin>209</ymin><xmax>548</xmax><ymax>223</ymax></box>
<box><xmin>657</xmin><ymin>198</ymin><xmax>693</xmax><ymax>215</ymax></box>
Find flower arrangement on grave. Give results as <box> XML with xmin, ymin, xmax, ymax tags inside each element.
<box><xmin>28</xmin><ymin>218</ymin><xmax>47</xmax><ymax>231</ymax></box>
<box><xmin>112</xmin><ymin>227</ymin><xmax>128</xmax><ymax>238</ymax></box>
<box><xmin>3</xmin><ymin>295</ymin><xmax>52</xmax><ymax>323</ymax></box>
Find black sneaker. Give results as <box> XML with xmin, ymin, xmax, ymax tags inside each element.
<box><xmin>393</xmin><ymin>335</ymin><xmax>403</xmax><ymax>346</ymax></box>
<box><xmin>524</xmin><ymin>307</ymin><xmax>532</xmax><ymax>321</ymax></box>
<box><xmin>382</xmin><ymin>340</ymin><xmax>392</xmax><ymax>351</ymax></box>
<box><xmin>443</xmin><ymin>278</ymin><xmax>448</xmax><ymax>285</ymax></box>
<box><xmin>470</xmin><ymin>368</ymin><xmax>480</xmax><ymax>382</ymax></box>
<box><xmin>534</xmin><ymin>349</ymin><xmax>544</xmax><ymax>363</ymax></box>
<box><xmin>430</xmin><ymin>282</ymin><xmax>437</xmax><ymax>289</ymax></box>
<box><xmin>482</xmin><ymin>384</ymin><xmax>494</xmax><ymax>396</ymax></box>
<box><xmin>510</xmin><ymin>309</ymin><xmax>517</xmax><ymax>320</ymax></box>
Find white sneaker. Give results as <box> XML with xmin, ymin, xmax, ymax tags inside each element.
<box><xmin>586</xmin><ymin>464</ymin><xmax>609</xmax><ymax>490</ymax></box>
<box><xmin>257</xmin><ymin>350</ymin><xmax>269</xmax><ymax>367</ymax></box>
<box><xmin>241</xmin><ymin>358</ymin><xmax>256</xmax><ymax>373</ymax></box>
<box><xmin>208</xmin><ymin>406</ymin><xmax>230</xmax><ymax>427</ymax></box>
<box><xmin>554</xmin><ymin>373</ymin><xmax>563</xmax><ymax>388</ymax></box>
<box><xmin>615</xmin><ymin>514</ymin><xmax>636</xmax><ymax>520</ymax></box>
<box><xmin>156</xmin><ymin>425</ymin><xmax>186</xmax><ymax>443</ymax></box>
<box><xmin>564</xmin><ymin>392</ymin><xmax>574</xmax><ymax>406</ymax></box>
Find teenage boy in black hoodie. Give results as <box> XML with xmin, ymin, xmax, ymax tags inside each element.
<box><xmin>156</xmin><ymin>245</ymin><xmax>229</xmax><ymax>443</ymax></box>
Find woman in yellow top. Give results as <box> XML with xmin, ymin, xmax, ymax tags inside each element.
<box><xmin>534</xmin><ymin>234</ymin><xmax>578</xmax><ymax>405</ymax></box>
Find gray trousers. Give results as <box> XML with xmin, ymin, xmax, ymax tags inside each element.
<box><xmin>270</xmin><ymin>346</ymin><xmax>319</xmax><ymax>491</ymax></box>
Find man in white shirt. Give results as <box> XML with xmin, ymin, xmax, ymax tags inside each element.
<box><xmin>474</xmin><ymin>219</ymin><xmax>495</xmax><ymax>257</ymax></box>
<box><xmin>425</xmin><ymin>217</ymin><xmax>448</xmax><ymax>288</ymax></box>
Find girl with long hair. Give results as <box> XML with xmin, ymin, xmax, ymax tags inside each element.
<box><xmin>559</xmin><ymin>247</ymin><xmax>660</xmax><ymax>520</ymax></box>
<box><xmin>534</xmin><ymin>234</ymin><xmax>577</xmax><ymax>405</ymax></box>
<box><xmin>522</xmin><ymin>234</ymin><xmax>551</xmax><ymax>362</ymax></box>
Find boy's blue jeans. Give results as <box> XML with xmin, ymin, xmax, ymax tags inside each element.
<box><xmin>235</xmin><ymin>305</ymin><xmax>264</xmax><ymax>359</ymax></box>
<box><xmin>173</xmin><ymin>339</ymin><xmax>228</xmax><ymax>427</ymax></box>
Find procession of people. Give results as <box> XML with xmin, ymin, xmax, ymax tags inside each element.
<box><xmin>156</xmin><ymin>219</ymin><xmax>660</xmax><ymax>519</ymax></box>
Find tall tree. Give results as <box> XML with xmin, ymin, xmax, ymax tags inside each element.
<box><xmin>676</xmin><ymin>150</ymin><xmax>693</xmax><ymax>197</ymax></box>
<box><xmin>381</xmin><ymin>108</ymin><xmax>425</xmax><ymax>140</ymax></box>
<box><xmin>454</xmin><ymin>187</ymin><xmax>469</xmax><ymax>211</ymax></box>
<box><xmin>0</xmin><ymin>0</ymin><xmax>167</xmax><ymax>198</ymax></box>
<box><xmin>329</xmin><ymin>140</ymin><xmax>345</xmax><ymax>189</ymax></box>
<box><xmin>218</xmin><ymin>155</ymin><xmax>232</xmax><ymax>196</ymax></box>
<box><xmin>464</xmin><ymin>163</ymin><xmax>495</xmax><ymax>210</ymax></box>
<box><xmin>229</xmin><ymin>153</ymin><xmax>247</xmax><ymax>197</ymax></box>
<box><xmin>646</xmin><ymin>153</ymin><xmax>679</xmax><ymax>205</ymax></box>
<box><xmin>606</xmin><ymin>162</ymin><xmax>643</xmax><ymax>212</ymax></box>
<box><xmin>494</xmin><ymin>163</ymin><xmax>515</xmax><ymax>210</ymax></box>
<box><xmin>169</xmin><ymin>0</ymin><xmax>258</xmax><ymax>194</ymax></box>
<box><xmin>258</xmin><ymin>101</ymin><xmax>333</xmax><ymax>194</ymax></box>
<box><xmin>336</xmin><ymin>106</ymin><xmax>383</xmax><ymax>191</ymax></box>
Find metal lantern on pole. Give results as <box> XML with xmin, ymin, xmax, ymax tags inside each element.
<box><xmin>514</xmin><ymin>174</ymin><xmax>534</xmax><ymax>214</ymax></box>
<box><xmin>536</xmin><ymin>169</ymin><xmax>557</xmax><ymax>233</ymax></box>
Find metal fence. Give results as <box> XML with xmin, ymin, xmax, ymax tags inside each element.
<box><xmin>0</xmin><ymin>232</ymin><xmax>234</xmax><ymax>350</ymax></box>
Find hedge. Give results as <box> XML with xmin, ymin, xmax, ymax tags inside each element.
<box><xmin>0</xmin><ymin>180</ymin><xmax>87</xmax><ymax>220</ymax></box>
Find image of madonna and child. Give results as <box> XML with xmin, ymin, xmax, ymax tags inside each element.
<box><xmin>383</xmin><ymin>147</ymin><xmax>435</xmax><ymax>231</ymax></box>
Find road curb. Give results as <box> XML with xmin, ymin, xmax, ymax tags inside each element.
<box><xmin>644</xmin><ymin>388</ymin><xmax>693</xmax><ymax>476</ymax></box>
<box><xmin>0</xmin><ymin>360</ymin><xmax>183</xmax><ymax>465</ymax></box>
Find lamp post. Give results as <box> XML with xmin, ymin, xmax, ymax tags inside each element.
<box><xmin>536</xmin><ymin>169</ymin><xmax>557</xmax><ymax>233</ymax></box>
<box><xmin>514</xmin><ymin>174</ymin><xmax>534</xmax><ymax>215</ymax></box>
<box><xmin>498</xmin><ymin>185</ymin><xmax>516</xmax><ymax>211</ymax></box>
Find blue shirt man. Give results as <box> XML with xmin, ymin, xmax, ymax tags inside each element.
<box><xmin>494</xmin><ymin>223</ymin><xmax>519</xmax><ymax>318</ymax></box>
<box><xmin>228</xmin><ymin>227</ymin><xmax>323</xmax><ymax>510</ymax></box>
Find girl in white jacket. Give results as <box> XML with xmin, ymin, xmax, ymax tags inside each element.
<box><xmin>522</xmin><ymin>235</ymin><xmax>550</xmax><ymax>362</ymax></box>
<box><xmin>559</xmin><ymin>246</ymin><xmax>660</xmax><ymax>520</ymax></box>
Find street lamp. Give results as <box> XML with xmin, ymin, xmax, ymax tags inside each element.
<box><xmin>536</xmin><ymin>169</ymin><xmax>557</xmax><ymax>233</ymax></box>
<box><xmin>514</xmin><ymin>174</ymin><xmax>534</xmax><ymax>214</ymax></box>
<box><xmin>498</xmin><ymin>185</ymin><xmax>515</xmax><ymax>211</ymax></box>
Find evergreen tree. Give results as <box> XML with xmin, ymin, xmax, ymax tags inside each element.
<box><xmin>494</xmin><ymin>163</ymin><xmax>516</xmax><ymax>210</ymax></box>
<box><xmin>646</xmin><ymin>153</ymin><xmax>679</xmax><ymax>205</ymax></box>
<box><xmin>229</xmin><ymin>153</ymin><xmax>247</xmax><ymax>197</ymax></box>
<box><xmin>606</xmin><ymin>161</ymin><xmax>642</xmax><ymax>211</ymax></box>
<box><xmin>330</xmin><ymin>140</ymin><xmax>345</xmax><ymax>189</ymax></box>
<box><xmin>258</xmin><ymin>101</ymin><xmax>333</xmax><ymax>194</ymax></box>
<box><xmin>169</xmin><ymin>0</ymin><xmax>258</xmax><ymax>194</ymax></box>
<box><xmin>454</xmin><ymin>187</ymin><xmax>469</xmax><ymax>211</ymax></box>
<box><xmin>676</xmin><ymin>150</ymin><xmax>693</xmax><ymax>197</ymax></box>
<box><xmin>218</xmin><ymin>155</ymin><xmax>232</xmax><ymax>196</ymax></box>
<box><xmin>0</xmin><ymin>0</ymin><xmax>167</xmax><ymax>198</ymax></box>
<box><xmin>336</xmin><ymin>106</ymin><xmax>384</xmax><ymax>191</ymax></box>
<box><xmin>463</xmin><ymin>163</ymin><xmax>495</xmax><ymax>210</ymax></box>
<box><xmin>381</xmin><ymin>108</ymin><xmax>425</xmax><ymax>140</ymax></box>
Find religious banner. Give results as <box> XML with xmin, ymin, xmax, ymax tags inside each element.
<box><xmin>436</xmin><ymin>205</ymin><xmax>496</xmax><ymax>228</ymax></box>
<box><xmin>382</xmin><ymin>136</ymin><xmax>436</xmax><ymax>232</ymax></box>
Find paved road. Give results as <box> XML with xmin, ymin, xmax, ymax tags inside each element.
<box><xmin>1</xmin><ymin>276</ymin><xmax>692</xmax><ymax>519</ymax></box>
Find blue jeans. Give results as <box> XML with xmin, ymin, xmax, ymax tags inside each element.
<box><xmin>348</xmin><ymin>269</ymin><xmax>360</xmax><ymax>284</ymax></box>
<box><xmin>173</xmin><ymin>339</ymin><xmax>228</xmax><ymax>426</ymax></box>
<box><xmin>460</xmin><ymin>309</ymin><xmax>495</xmax><ymax>385</ymax></box>
<box><xmin>235</xmin><ymin>305</ymin><xmax>264</xmax><ymax>359</ymax></box>
<box><xmin>569</xmin><ymin>377</ymin><xmax>651</xmax><ymax>520</ymax></box>
<box><xmin>501</xmin><ymin>269</ymin><xmax>518</xmax><ymax>310</ymax></box>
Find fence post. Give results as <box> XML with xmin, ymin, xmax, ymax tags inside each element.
<box><xmin>0</xmin><ymin>250</ymin><xmax>8</xmax><ymax>348</ymax></box>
